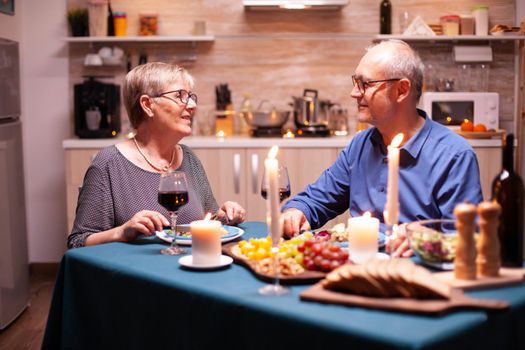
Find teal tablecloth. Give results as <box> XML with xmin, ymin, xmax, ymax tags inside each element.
<box><xmin>43</xmin><ymin>222</ymin><xmax>525</xmax><ymax>350</ymax></box>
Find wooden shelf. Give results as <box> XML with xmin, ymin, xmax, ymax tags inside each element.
<box><xmin>375</xmin><ymin>34</ymin><xmax>525</xmax><ymax>42</ymax></box>
<box><xmin>63</xmin><ymin>35</ymin><xmax>215</xmax><ymax>43</ymax></box>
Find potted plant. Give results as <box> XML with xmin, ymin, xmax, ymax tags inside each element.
<box><xmin>67</xmin><ymin>8</ymin><xmax>89</xmax><ymax>37</ymax></box>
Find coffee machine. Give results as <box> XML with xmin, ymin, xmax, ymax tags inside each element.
<box><xmin>74</xmin><ymin>77</ymin><xmax>120</xmax><ymax>138</ymax></box>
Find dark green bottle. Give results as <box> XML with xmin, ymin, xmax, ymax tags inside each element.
<box><xmin>492</xmin><ymin>134</ymin><xmax>524</xmax><ymax>267</ymax></box>
<box><xmin>380</xmin><ymin>0</ymin><xmax>392</xmax><ymax>34</ymax></box>
<box><xmin>107</xmin><ymin>2</ymin><xmax>115</xmax><ymax>36</ymax></box>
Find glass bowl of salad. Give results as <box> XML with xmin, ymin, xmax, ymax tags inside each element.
<box><xmin>406</xmin><ymin>219</ymin><xmax>477</xmax><ymax>270</ymax></box>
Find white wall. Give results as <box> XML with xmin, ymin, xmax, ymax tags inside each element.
<box><xmin>0</xmin><ymin>0</ymin><xmax>69</xmax><ymax>262</ymax></box>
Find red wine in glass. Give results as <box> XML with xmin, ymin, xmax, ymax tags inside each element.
<box><xmin>261</xmin><ymin>188</ymin><xmax>291</xmax><ymax>202</ymax></box>
<box><xmin>158</xmin><ymin>191</ymin><xmax>189</xmax><ymax>212</ymax></box>
<box><xmin>158</xmin><ymin>171</ymin><xmax>189</xmax><ymax>256</ymax></box>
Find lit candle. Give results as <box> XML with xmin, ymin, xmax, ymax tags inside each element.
<box><xmin>265</xmin><ymin>145</ymin><xmax>281</xmax><ymax>245</ymax></box>
<box><xmin>347</xmin><ymin>211</ymin><xmax>380</xmax><ymax>264</ymax></box>
<box><xmin>384</xmin><ymin>133</ymin><xmax>404</xmax><ymax>226</ymax></box>
<box><xmin>190</xmin><ymin>213</ymin><xmax>222</xmax><ymax>266</ymax></box>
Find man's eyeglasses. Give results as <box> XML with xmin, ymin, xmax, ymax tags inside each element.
<box><xmin>351</xmin><ymin>75</ymin><xmax>401</xmax><ymax>94</ymax></box>
<box><xmin>153</xmin><ymin>89</ymin><xmax>198</xmax><ymax>105</ymax></box>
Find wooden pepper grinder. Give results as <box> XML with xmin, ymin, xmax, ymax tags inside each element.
<box><xmin>476</xmin><ymin>201</ymin><xmax>502</xmax><ymax>277</ymax></box>
<box><xmin>454</xmin><ymin>203</ymin><xmax>477</xmax><ymax>280</ymax></box>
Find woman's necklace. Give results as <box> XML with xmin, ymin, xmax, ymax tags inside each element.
<box><xmin>132</xmin><ymin>136</ymin><xmax>176</xmax><ymax>172</ymax></box>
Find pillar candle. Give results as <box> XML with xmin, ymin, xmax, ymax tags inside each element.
<box><xmin>384</xmin><ymin>133</ymin><xmax>404</xmax><ymax>226</ymax></box>
<box><xmin>347</xmin><ymin>211</ymin><xmax>380</xmax><ymax>264</ymax></box>
<box><xmin>190</xmin><ymin>217</ymin><xmax>222</xmax><ymax>266</ymax></box>
<box><xmin>265</xmin><ymin>145</ymin><xmax>281</xmax><ymax>245</ymax></box>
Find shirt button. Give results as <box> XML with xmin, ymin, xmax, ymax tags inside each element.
<box><xmin>379</xmin><ymin>187</ymin><xmax>385</xmax><ymax>192</ymax></box>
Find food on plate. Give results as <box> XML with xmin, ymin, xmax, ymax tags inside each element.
<box><xmin>460</xmin><ymin>120</ymin><xmax>474</xmax><ymax>132</ymax></box>
<box><xmin>299</xmin><ymin>239</ymin><xmax>350</xmax><ymax>272</ymax></box>
<box><xmin>255</xmin><ymin>257</ymin><xmax>304</xmax><ymax>276</ymax></box>
<box><xmin>473</xmin><ymin>123</ymin><xmax>487</xmax><ymax>132</ymax></box>
<box><xmin>178</xmin><ymin>226</ymin><xmax>228</xmax><ymax>237</ymax></box>
<box><xmin>322</xmin><ymin>258</ymin><xmax>450</xmax><ymax>299</ymax></box>
<box><xmin>237</xmin><ymin>232</ymin><xmax>313</xmax><ymax>262</ymax></box>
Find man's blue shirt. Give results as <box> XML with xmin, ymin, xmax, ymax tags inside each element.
<box><xmin>282</xmin><ymin>111</ymin><xmax>483</xmax><ymax>230</ymax></box>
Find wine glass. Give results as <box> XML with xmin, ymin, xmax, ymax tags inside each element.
<box><xmin>260</xmin><ymin>165</ymin><xmax>291</xmax><ymax>203</ymax></box>
<box><xmin>158</xmin><ymin>171</ymin><xmax>189</xmax><ymax>256</ymax></box>
<box><xmin>259</xmin><ymin>165</ymin><xmax>291</xmax><ymax>296</ymax></box>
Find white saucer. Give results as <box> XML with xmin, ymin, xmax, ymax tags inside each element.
<box><xmin>178</xmin><ymin>255</ymin><xmax>233</xmax><ymax>270</ymax></box>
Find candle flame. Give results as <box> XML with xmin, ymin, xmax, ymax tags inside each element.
<box><xmin>204</xmin><ymin>212</ymin><xmax>212</xmax><ymax>221</ymax></box>
<box><xmin>216</xmin><ymin>130</ymin><xmax>225</xmax><ymax>138</ymax></box>
<box><xmin>268</xmin><ymin>145</ymin><xmax>279</xmax><ymax>159</ymax></box>
<box><xmin>390</xmin><ymin>133</ymin><xmax>404</xmax><ymax>148</ymax></box>
<box><xmin>363</xmin><ymin>211</ymin><xmax>371</xmax><ymax>218</ymax></box>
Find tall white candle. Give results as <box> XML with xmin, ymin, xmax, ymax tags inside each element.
<box><xmin>347</xmin><ymin>211</ymin><xmax>380</xmax><ymax>264</ymax></box>
<box><xmin>384</xmin><ymin>133</ymin><xmax>404</xmax><ymax>226</ymax></box>
<box><xmin>265</xmin><ymin>145</ymin><xmax>281</xmax><ymax>245</ymax></box>
<box><xmin>190</xmin><ymin>215</ymin><xmax>222</xmax><ymax>266</ymax></box>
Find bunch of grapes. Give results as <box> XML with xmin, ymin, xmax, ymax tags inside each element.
<box><xmin>298</xmin><ymin>239</ymin><xmax>350</xmax><ymax>272</ymax></box>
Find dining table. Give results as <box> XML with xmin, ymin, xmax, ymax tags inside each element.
<box><xmin>42</xmin><ymin>221</ymin><xmax>525</xmax><ymax>350</ymax></box>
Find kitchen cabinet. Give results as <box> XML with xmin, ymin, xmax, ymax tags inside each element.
<box><xmin>64</xmin><ymin>149</ymin><xmax>99</xmax><ymax>232</ymax></box>
<box><xmin>192</xmin><ymin>147</ymin><xmax>339</xmax><ymax>228</ymax></box>
<box><xmin>63</xmin><ymin>137</ymin><xmax>502</xmax><ymax>234</ymax></box>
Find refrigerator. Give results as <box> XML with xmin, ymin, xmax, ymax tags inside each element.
<box><xmin>0</xmin><ymin>38</ymin><xmax>30</xmax><ymax>330</ymax></box>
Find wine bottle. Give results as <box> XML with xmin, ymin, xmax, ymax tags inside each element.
<box><xmin>380</xmin><ymin>0</ymin><xmax>392</xmax><ymax>34</ymax></box>
<box><xmin>107</xmin><ymin>2</ymin><xmax>115</xmax><ymax>36</ymax></box>
<box><xmin>491</xmin><ymin>134</ymin><xmax>524</xmax><ymax>267</ymax></box>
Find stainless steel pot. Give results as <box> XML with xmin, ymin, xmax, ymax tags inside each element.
<box><xmin>292</xmin><ymin>89</ymin><xmax>330</xmax><ymax>128</ymax></box>
<box><xmin>244</xmin><ymin>100</ymin><xmax>290</xmax><ymax>128</ymax></box>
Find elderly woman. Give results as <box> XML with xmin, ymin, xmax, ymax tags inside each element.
<box><xmin>68</xmin><ymin>62</ymin><xmax>245</xmax><ymax>249</ymax></box>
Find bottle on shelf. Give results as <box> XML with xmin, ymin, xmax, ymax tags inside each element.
<box><xmin>491</xmin><ymin>133</ymin><xmax>524</xmax><ymax>267</ymax></box>
<box><xmin>380</xmin><ymin>0</ymin><xmax>392</xmax><ymax>34</ymax></box>
<box><xmin>107</xmin><ymin>1</ymin><xmax>115</xmax><ymax>36</ymax></box>
<box><xmin>237</xmin><ymin>93</ymin><xmax>252</xmax><ymax>135</ymax></box>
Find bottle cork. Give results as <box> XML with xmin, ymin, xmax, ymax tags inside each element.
<box><xmin>476</xmin><ymin>201</ymin><xmax>502</xmax><ymax>277</ymax></box>
<box><xmin>454</xmin><ymin>203</ymin><xmax>477</xmax><ymax>280</ymax></box>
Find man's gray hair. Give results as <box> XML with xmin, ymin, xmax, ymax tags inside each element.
<box><xmin>367</xmin><ymin>40</ymin><xmax>424</xmax><ymax>103</ymax></box>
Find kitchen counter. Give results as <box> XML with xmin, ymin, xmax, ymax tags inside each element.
<box><xmin>62</xmin><ymin>135</ymin><xmax>502</xmax><ymax>149</ymax></box>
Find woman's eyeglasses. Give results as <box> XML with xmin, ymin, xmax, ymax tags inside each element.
<box><xmin>153</xmin><ymin>89</ymin><xmax>198</xmax><ymax>105</ymax></box>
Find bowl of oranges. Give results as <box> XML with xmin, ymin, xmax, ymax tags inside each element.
<box><xmin>457</xmin><ymin>120</ymin><xmax>504</xmax><ymax>139</ymax></box>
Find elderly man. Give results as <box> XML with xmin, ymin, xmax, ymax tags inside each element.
<box><xmin>282</xmin><ymin>40</ymin><xmax>482</xmax><ymax>257</ymax></box>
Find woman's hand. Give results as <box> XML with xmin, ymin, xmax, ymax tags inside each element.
<box><xmin>216</xmin><ymin>201</ymin><xmax>246</xmax><ymax>225</ymax></box>
<box><xmin>120</xmin><ymin>210</ymin><xmax>170</xmax><ymax>242</ymax></box>
<box><xmin>385</xmin><ymin>224</ymin><xmax>413</xmax><ymax>258</ymax></box>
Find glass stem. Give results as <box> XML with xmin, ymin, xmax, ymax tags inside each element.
<box><xmin>170</xmin><ymin>211</ymin><xmax>179</xmax><ymax>249</ymax></box>
<box><xmin>271</xmin><ymin>246</ymin><xmax>279</xmax><ymax>288</ymax></box>
<box><xmin>385</xmin><ymin>223</ymin><xmax>398</xmax><ymax>257</ymax></box>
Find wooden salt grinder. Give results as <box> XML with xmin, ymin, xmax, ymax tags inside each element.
<box><xmin>476</xmin><ymin>201</ymin><xmax>502</xmax><ymax>277</ymax></box>
<box><xmin>454</xmin><ymin>203</ymin><xmax>477</xmax><ymax>280</ymax></box>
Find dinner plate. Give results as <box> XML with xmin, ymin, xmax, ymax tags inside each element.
<box><xmin>156</xmin><ymin>225</ymin><xmax>244</xmax><ymax>246</ymax></box>
<box><xmin>179</xmin><ymin>255</ymin><xmax>233</xmax><ymax>270</ymax></box>
<box><xmin>337</xmin><ymin>232</ymin><xmax>387</xmax><ymax>248</ymax></box>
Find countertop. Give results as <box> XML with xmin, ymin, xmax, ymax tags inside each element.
<box><xmin>63</xmin><ymin>134</ymin><xmax>503</xmax><ymax>149</ymax></box>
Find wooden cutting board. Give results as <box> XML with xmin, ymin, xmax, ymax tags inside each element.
<box><xmin>222</xmin><ymin>242</ymin><xmax>325</xmax><ymax>285</ymax></box>
<box><xmin>300</xmin><ymin>284</ymin><xmax>510</xmax><ymax>314</ymax></box>
<box><xmin>433</xmin><ymin>268</ymin><xmax>525</xmax><ymax>290</ymax></box>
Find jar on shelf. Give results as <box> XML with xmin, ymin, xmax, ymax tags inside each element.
<box><xmin>139</xmin><ymin>13</ymin><xmax>158</xmax><ymax>36</ymax></box>
<box><xmin>113</xmin><ymin>12</ymin><xmax>127</xmax><ymax>37</ymax></box>
<box><xmin>440</xmin><ymin>15</ymin><xmax>461</xmax><ymax>36</ymax></box>
<box><xmin>472</xmin><ymin>5</ymin><xmax>489</xmax><ymax>36</ymax></box>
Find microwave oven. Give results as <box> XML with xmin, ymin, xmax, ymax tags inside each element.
<box><xmin>418</xmin><ymin>92</ymin><xmax>499</xmax><ymax>129</ymax></box>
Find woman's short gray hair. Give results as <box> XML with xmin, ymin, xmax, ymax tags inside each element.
<box><xmin>367</xmin><ymin>40</ymin><xmax>424</xmax><ymax>103</ymax></box>
<box><xmin>123</xmin><ymin>62</ymin><xmax>195</xmax><ymax>129</ymax></box>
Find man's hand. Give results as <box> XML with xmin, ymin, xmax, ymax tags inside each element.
<box><xmin>282</xmin><ymin>208</ymin><xmax>310</xmax><ymax>238</ymax></box>
<box><xmin>385</xmin><ymin>223</ymin><xmax>413</xmax><ymax>258</ymax></box>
